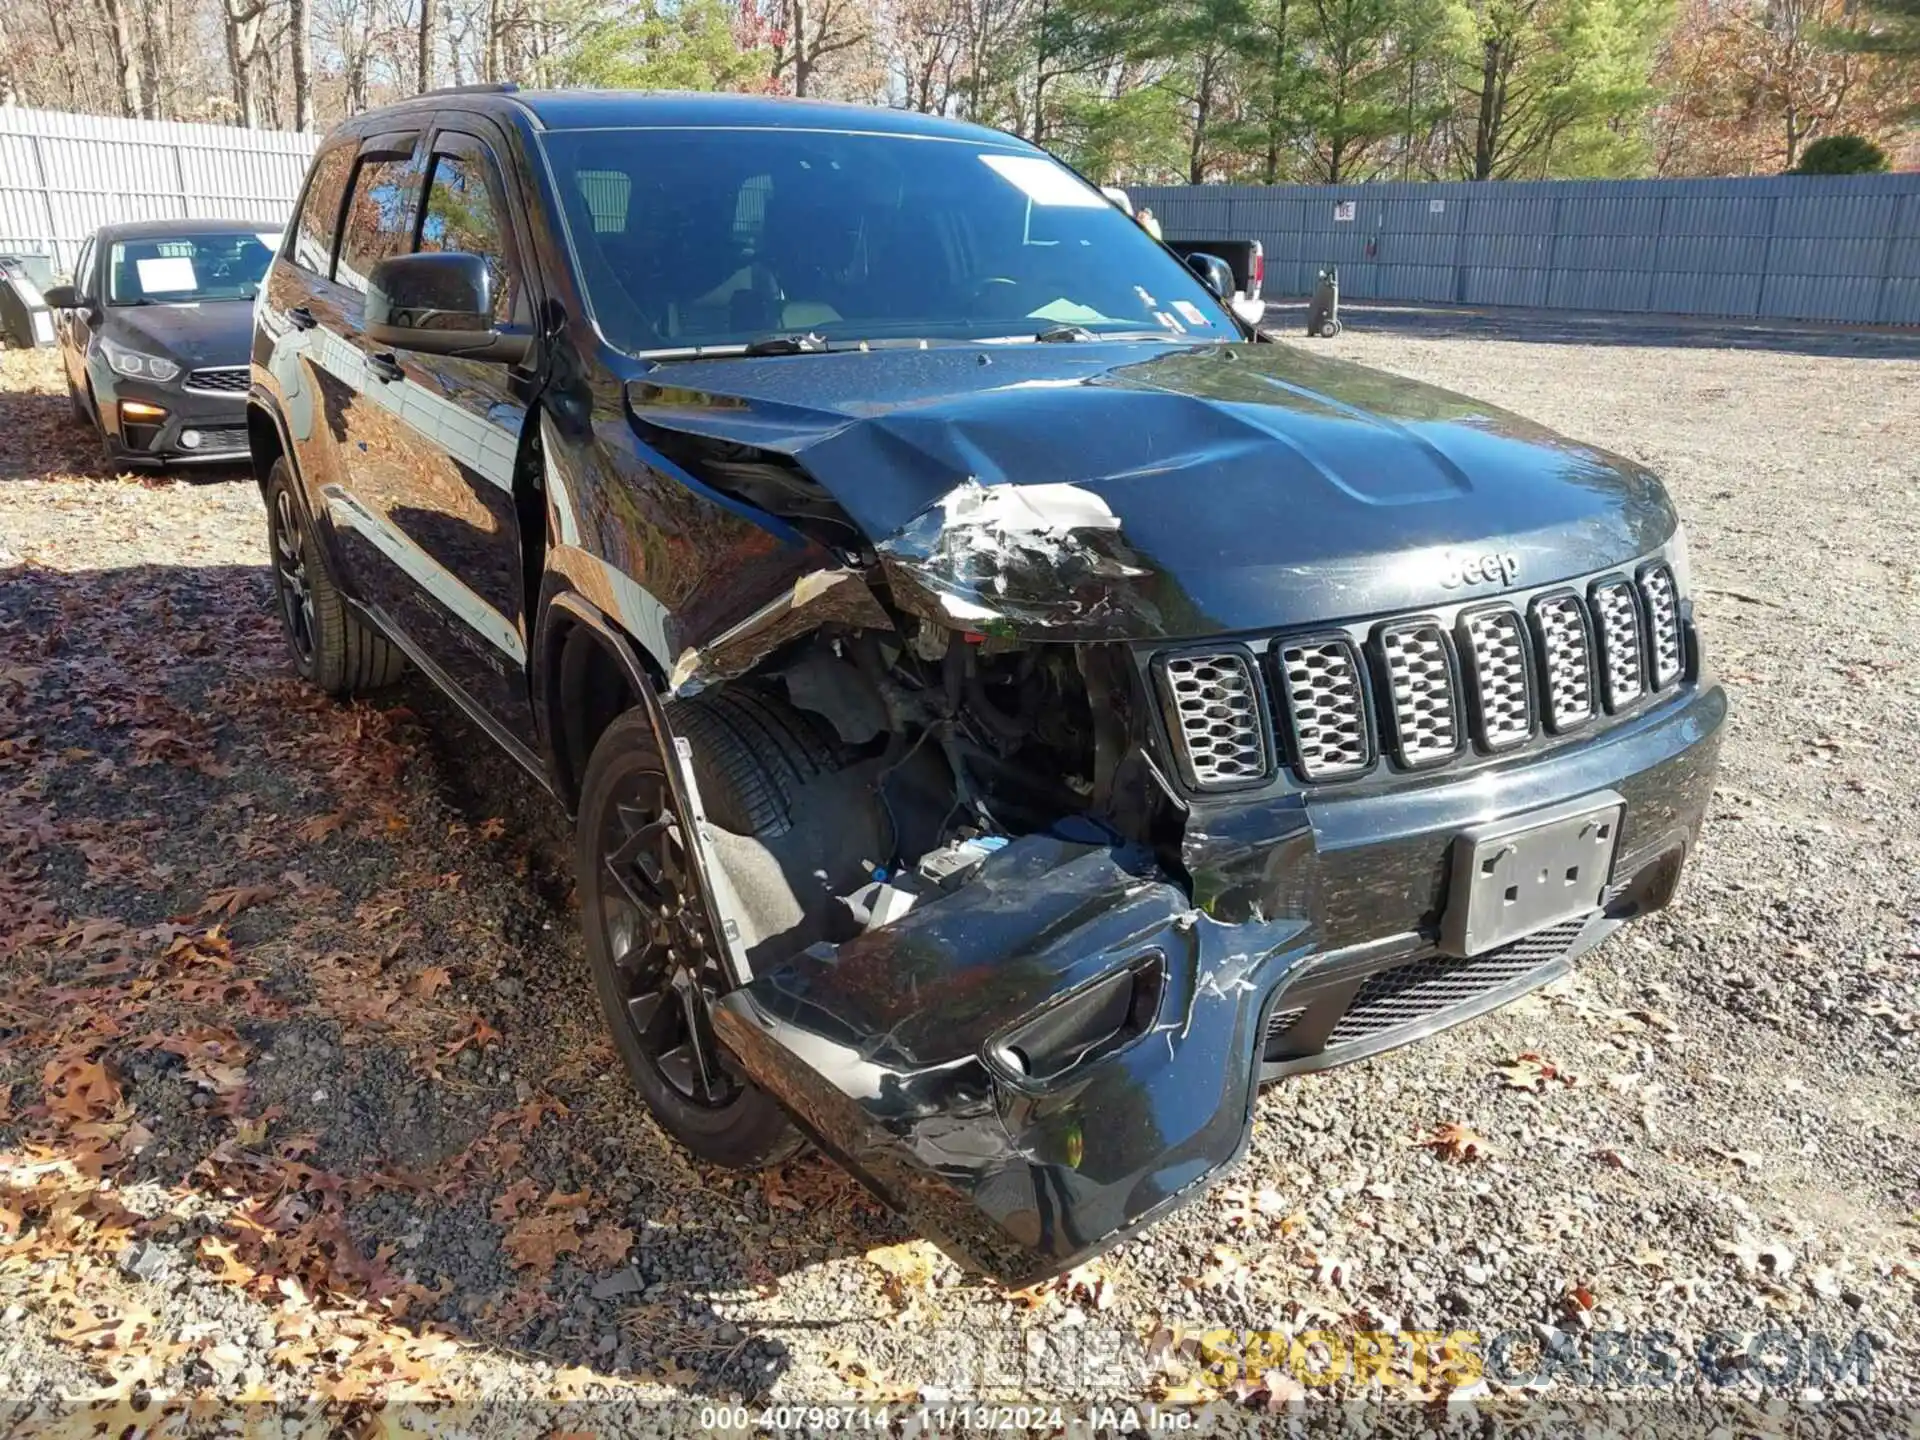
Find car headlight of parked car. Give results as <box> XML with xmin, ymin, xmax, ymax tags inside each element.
<box><xmin>99</xmin><ymin>336</ymin><xmax>180</xmax><ymax>383</ymax></box>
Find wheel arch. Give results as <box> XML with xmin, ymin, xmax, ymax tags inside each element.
<box><xmin>538</xmin><ymin>590</ymin><xmax>667</xmax><ymax>815</ymax></box>
<box><xmin>245</xmin><ymin>397</ymin><xmax>292</xmax><ymax>498</ymax></box>
<box><xmin>540</xmin><ymin>591</ymin><xmax>755</xmax><ymax>986</ymax></box>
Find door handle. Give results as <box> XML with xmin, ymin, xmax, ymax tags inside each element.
<box><xmin>287</xmin><ymin>305</ymin><xmax>318</xmax><ymax>331</ymax></box>
<box><xmin>367</xmin><ymin>351</ymin><xmax>405</xmax><ymax>384</ymax></box>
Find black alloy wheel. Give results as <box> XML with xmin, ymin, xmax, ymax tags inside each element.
<box><xmin>574</xmin><ymin>708</ymin><xmax>800</xmax><ymax>1168</ymax></box>
<box><xmin>271</xmin><ymin>484</ymin><xmax>317</xmax><ymax>667</ymax></box>
<box><xmin>594</xmin><ymin>768</ymin><xmax>741</xmax><ymax>1109</ymax></box>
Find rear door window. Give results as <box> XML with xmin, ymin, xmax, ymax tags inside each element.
<box><xmin>334</xmin><ymin>150</ymin><xmax>421</xmax><ymax>294</ymax></box>
<box><xmin>289</xmin><ymin>142</ymin><xmax>356</xmax><ymax>276</ymax></box>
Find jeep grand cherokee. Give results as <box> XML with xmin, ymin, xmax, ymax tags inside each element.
<box><xmin>246</xmin><ymin>85</ymin><xmax>1724</xmax><ymax>1287</ymax></box>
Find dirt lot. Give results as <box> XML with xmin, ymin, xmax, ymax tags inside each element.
<box><xmin>1</xmin><ymin>325</ymin><xmax>1916</xmax><ymax>1432</ymax></box>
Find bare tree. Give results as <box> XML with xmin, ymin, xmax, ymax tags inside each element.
<box><xmin>418</xmin><ymin>0</ymin><xmax>433</xmax><ymax>92</ymax></box>
<box><xmin>221</xmin><ymin>0</ymin><xmax>269</xmax><ymax>125</ymax></box>
<box><xmin>771</xmin><ymin>0</ymin><xmax>870</xmax><ymax>95</ymax></box>
<box><xmin>93</xmin><ymin>0</ymin><xmax>147</xmax><ymax>117</ymax></box>
<box><xmin>291</xmin><ymin>0</ymin><xmax>312</xmax><ymax>126</ymax></box>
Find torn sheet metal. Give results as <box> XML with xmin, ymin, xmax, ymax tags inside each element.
<box><xmin>874</xmin><ymin>478</ymin><xmax>1161</xmax><ymax>637</ymax></box>
<box><xmin>668</xmin><ymin>566</ymin><xmax>893</xmax><ymax>697</ymax></box>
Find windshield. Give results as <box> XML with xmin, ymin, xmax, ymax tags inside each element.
<box><xmin>107</xmin><ymin>231</ymin><xmax>279</xmax><ymax>305</ymax></box>
<box><xmin>539</xmin><ymin>128</ymin><xmax>1233</xmax><ymax>353</ymax></box>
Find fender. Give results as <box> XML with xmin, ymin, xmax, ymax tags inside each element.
<box><xmin>541</xmin><ymin>590</ymin><xmax>760</xmax><ymax>988</ymax></box>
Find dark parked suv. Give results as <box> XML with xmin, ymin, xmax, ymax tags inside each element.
<box><xmin>249</xmin><ymin>85</ymin><xmax>1724</xmax><ymax>1286</ymax></box>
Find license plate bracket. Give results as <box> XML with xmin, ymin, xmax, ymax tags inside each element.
<box><xmin>1439</xmin><ymin>792</ymin><xmax>1624</xmax><ymax>957</ymax></box>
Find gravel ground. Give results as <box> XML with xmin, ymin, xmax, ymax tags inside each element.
<box><xmin>0</xmin><ymin>328</ymin><xmax>1916</xmax><ymax>1434</ymax></box>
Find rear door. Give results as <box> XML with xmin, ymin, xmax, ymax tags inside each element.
<box><xmin>300</xmin><ymin>133</ymin><xmax>432</xmax><ymax>625</ymax></box>
<box><xmin>322</xmin><ymin>114</ymin><xmax>540</xmax><ymax>739</ymax></box>
<box><xmin>258</xmin><ymin>135</ymin><xmax>361</xmax><ymax>485</ymax></box>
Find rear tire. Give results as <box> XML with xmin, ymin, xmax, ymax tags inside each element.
<box><xmin>576</xmin><ymin>706</ymin><xmax>812</xmax><ymax>1169</ymax></box>
<box><xmin>263</xmin><ymin>456</ymin><xmax>405</xmax><ymax>696</ymax></box>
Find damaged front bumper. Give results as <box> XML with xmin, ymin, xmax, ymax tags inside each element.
<box><xmin>709</xmin><ymin>677</ymin><xmax>1727</xmax><ymax>1287</ymax></box>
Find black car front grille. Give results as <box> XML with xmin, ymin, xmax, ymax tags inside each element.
<box><xmin>1265</xmin><ymin>916</ymin><xmax>1589</xmax><ymax>1060</ymax></box>
<box><xmin>185</xmin><ymin>366</ymin><xmax>249</xmax><ymax>393</ymax></box>
<box><xmin>1154</xmin><ymin>558</ymin><xmax>1686</xmax><ymax>790</ymax></box>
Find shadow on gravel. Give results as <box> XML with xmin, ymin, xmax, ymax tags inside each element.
<box><xmin>0</xmin><ymin>554</ymin><xmax>901</xmax><ymax>1402</ymax></box>
<box><xmin>1261</xmin><ymin>300</ymin><xmax>1920</xmax><ymax>360</ymax></box>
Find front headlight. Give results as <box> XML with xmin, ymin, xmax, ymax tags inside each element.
<box><xmin>1666</xmin><ymin>522</ymin><xmax>1692</xmax><ymax>600</ymax></box>
<box><xmin>100</xmin><ymin>336</ymin><xmax>180</xmax><ymax>383</ymax></box>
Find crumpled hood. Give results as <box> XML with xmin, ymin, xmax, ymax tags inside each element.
<box><xmin>627</xmin><ymin>339</ymin><xmax>1677</xmax><ymax>640</ymax></box>
<box><xmin>107</xmin><ymin>300</ymin><xmax>254</xmax><ymax>370</ymax></box>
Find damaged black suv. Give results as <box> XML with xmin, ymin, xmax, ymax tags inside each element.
<box><xmin>248</xmin><ymin>86</ymin><xmax>1724</xmax><ymax>1287</ymax></box>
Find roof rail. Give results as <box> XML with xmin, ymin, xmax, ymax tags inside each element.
<box><xmin>421</xmin><ymin>81</ymin><xmax>521</xmax><ymax>96</ymax></box>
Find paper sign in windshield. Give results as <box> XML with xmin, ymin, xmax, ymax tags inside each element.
<box><xmin>980</xmin><ymin>154</ymin><xmax>1108</xmax><ymax>208</ymax></box>
<box><xmin>135</xmin><ymin>257</ymin><xmax>198</xmax><ymax>293</ymax></box>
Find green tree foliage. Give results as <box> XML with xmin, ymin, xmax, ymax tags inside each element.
<box><xmin>1792</xmin><ymin>133</ymin><xmax>1891</xmax><ymax>170</ymax></box>
<box><xmin>1833</xmin><ymin>0</ymin><xmax>1920</xmax><ymax>60</ymax></box>
<box><xmin>554</xmin><ymin>0</ymin><xmax>772</xmax><ymax>92</ymax></box>
<box><xmin>1444</xmin><ymin>0</ymin><xmax>1672</xmax><ymax>179</ymax></box>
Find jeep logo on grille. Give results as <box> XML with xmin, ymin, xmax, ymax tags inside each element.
<box><xmin>1439</xmin><ymin>551</ymin><xmax>1519</xmax><ymax>589</ymax></box>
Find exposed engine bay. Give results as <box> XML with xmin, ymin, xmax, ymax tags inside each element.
<box><xmin>688</xmin><ymin>618</ymin><xmax>1162</xmax><ymax>976</ymax></box>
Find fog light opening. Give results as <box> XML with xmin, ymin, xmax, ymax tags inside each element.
<box><xmin>180</xmin><ymin>429</ymin><xmax>203</xmax><ymax>450</ymax></box>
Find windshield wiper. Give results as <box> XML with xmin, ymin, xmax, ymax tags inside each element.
<box><xmin>1035</xmin><ymin>324</ymin><xmax>1098</xmax><ymax>343</ymax></box>
<box><xmin>740</xmin><ymin>332</ymin><xmax>830</xmax><ymax>356</ymax></box>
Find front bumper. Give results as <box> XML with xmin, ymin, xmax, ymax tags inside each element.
<box><xmin>712</xmin><ymin>679</ymin><xmax>1725</xmax><ymax>1287</ymax></box>
<box><xmin>92</xmin><ymin>368</ymin><xmax>249</xmax><ymax>465</ymax></box>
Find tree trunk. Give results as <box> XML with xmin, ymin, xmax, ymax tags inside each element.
<box><xmin>789</xmin><ymin>0</ymin><xmax>812</xmax><ymax>94</ymax></box>
<box><xmin>1189</xmin><ymin>54</ymin><xmax>1217</xmax><ymax>184</ymax></box>
<box><xmin>222</xmin><ymin>0</ymin><xmax>268</xmax><ymax>126</ymax></box>
<box><xmin>1473</xmin><ymin>38</ymin><xmax>1500</xmax><ymax>179</ymax></box>
<box><xmin>138</xmin><ymin>0</ymin><xmax>167</xmax><ymax>118</ymax></box>
<box><xmin>95</xmin><ymin>0</ymin><xmax>145</xmax><ymax>118</ymax></box>
<box><xmin>417</xmin><ymin>0</ymin><xmax>433</xmax><ymax>94</ymax></box>
<box><xmin>290</xmin><ymin>0</ymin><xmax>311</xmax><ymax>128</ymax></box>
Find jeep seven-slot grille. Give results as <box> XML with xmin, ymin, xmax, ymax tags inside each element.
<box><xmin>1277</xmin><ymin>639</ymin><xmax>1370</xmax><ymax>781</ymax></box>
<box><xmin>1379</xmin><ymin>623</ymin><xmax>1460</xmax><ymax>766</ymax></box>
<box><xmin>1534</xmin><ymin>594</ymin><xmax>1596</xmax><ymax>730</ymax></box>
<box><xmin>1590</xmin><ymin>580</ymin><xmax>1644</xmax><ymax>710</ymax></box>
<box><xmin>1642</xmin><ymin>565</ymin><xmax>1682</xmax><ymax>688</ymax></box>
<box><xmin>1461</xmin><ymin>608</ymin><xmax>1532</xmax><ymax>750</ymax></box>
<box><xmin>1157</xmin><ymin>651</ymin><xmax>1269</xmax><ymax>789</ymax></box>
<box><xmin>1154</xmin><ymin>560</ymin><xmax>1685</xmax><ymax>789</ymax></box>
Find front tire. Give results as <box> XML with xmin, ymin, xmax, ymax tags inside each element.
<box><xmin>263</xmin><ymin>456</ymin><xmax>405</xmax><ymax>696</ymax></box>
<box><xmin>576</xmin><ymin>708</ymin><xmax>802</xmax><ymax>1169</ymax></box>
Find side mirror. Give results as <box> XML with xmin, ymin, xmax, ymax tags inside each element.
<box><xmin>41</xmin><ymin>284</ymin><xmax>80</xmax><ymax>310</ymax></box>
<box><xmin>366</xmin><ymin>252</ymin><xmax>529</xmax><ymax>363</ymax></box>
<box><xmin>1185</xmin><ymin>251</ymin><xmax>1236</xmax><ymax>301</ymax></box>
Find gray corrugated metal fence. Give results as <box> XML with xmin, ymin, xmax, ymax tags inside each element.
<box><xmin>0</xmin><ymin>107</ymin><xmax>321</xmax><ymax>273</ymax></box>
<box><xmin>1131</xmin><ymin>175</ymin><xmax>1920</xmax><ymax>326</ymax></box>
